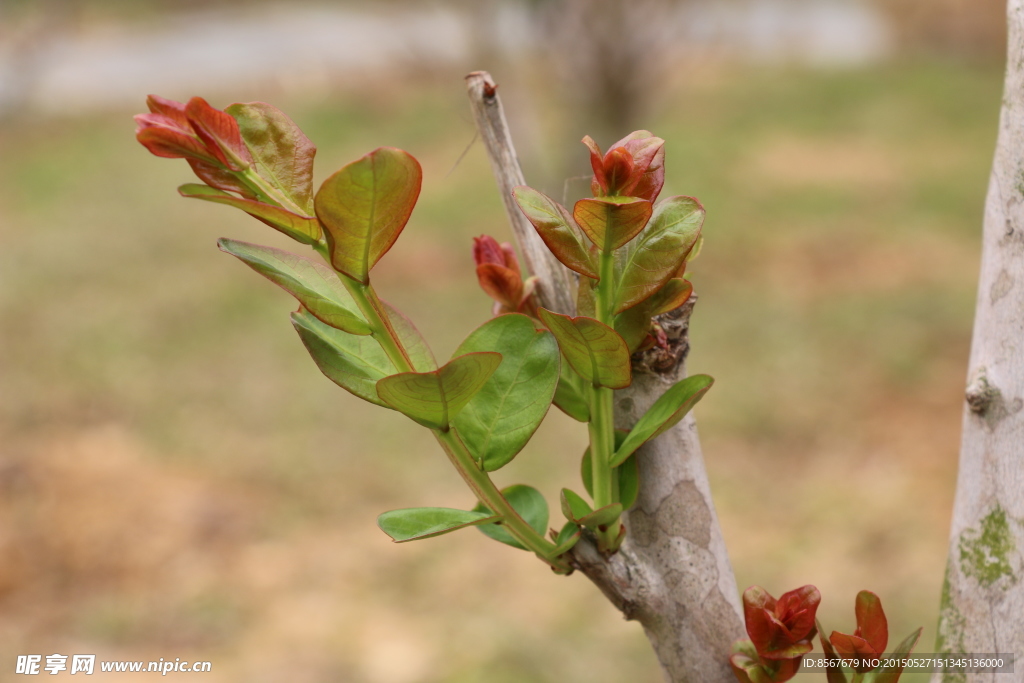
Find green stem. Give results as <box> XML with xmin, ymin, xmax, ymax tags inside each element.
<box><xmin>435</xmin><ymin>429</ymin><xmax>568</xmax><ymax>571</ymax></box>
<box><xmin>591</xmin><ymin>249</ymin><xmax>620</xmax><ymax>550</ymax></box>
<box><xmin>342</xmin><ymin>276</ymin><xmax>416</xmax><ymax>373</ymax></box>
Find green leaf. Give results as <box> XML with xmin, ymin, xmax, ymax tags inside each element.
<box><xmin>552</xmin><ymin>522</ymin><xmax>581</xmax><ymax>554</ymax></box>
<box><xmin>512</xmin><ymin>186</ymin><xmax>598</xmax><ymax>278</ymax></box>
<box><xmin>729</xmin><ymin>640</ymin><xmax>776</xmax><ymax>683</ymax></box>
<box><xmin>377</xmin><ymin>507</ymin><xmax>499</xmax><ymax>543</ymax></box>
<box><xmin>572</xmin><ymin>196</ymin><xmax>652</xmax><ymax>252</ymax></box>
<box><xmin>292</xmin><ymin>308</ymin><xmax>394</xmax><ymax>406</ymax></box>
<box><xmin>553</xmin><ymin>360</ymin><xmax>590</xmax><ymax>422</ymax></box>
<box><xmin>613</xmin><ymin>302</ymin><xmax>654</xmax><ymax>354</ymax></box>
<box><xmin>376</xmin><ymin>352</ymin><xmax>502</xmax><ymax>430</ymax></box>
<box><xmin>225</xmin><ymin>101</ymin><xmax>317</xmax><ymax>215</ymax></box>
<box><xmin>452</xmin><ymin>314</ymin><xmax>560</xmax><ymax>471</ymax></box>
<box><xmin>611</xmin><ymin>278</ymin><xmax>690</xmax><ymax>353</ymax></box>
<box><xmin>384</xmin><ymin>302</ymin><xmax>437</xmax><ymax>372</ymax></box>
<box><xmin>178</xmin><ymin>183</ymin><xmax>320</xmax><ymax>244</ymax></box>
<box><xmin>576</xmin><ymin>272</ymin><xmax>597</xmax><ymax>318</ymax></box>
<box><xmin>864</xmin><ymin>628</ymin><xmax>922</xmax><ymax>683</ymax></box>
<box><xmin>614</xmin><ymin>196</ymin><xmax>704</xmax><ymax>312</ymax></box>
<box><xmin>474</xmin><ymin>484</ymin><xmax>549</xmax><ymax>550</ymax></box>
<box><xmin>646</xmin><ymin>278</ymin><xmax>693</xmax><ymax>317</ymax></box>
<box><xmin>218</xmin><ymin>238</ymin><xmax>371</xmax><ymax>335</ymax></box>
<box><xmin>538</xmin><ymin>309</ymin><xmax>631</xmax><ymax>389</ymax></box>
<box><xmin>291</xmin><ymin>305</ymin><xmax>434</xmax><ymax>406</ymax></box>
<box><xmin>611</xmin><ymin>374</ymin><xmax>714</xmax><ymax>467</ymax></box>
<box><xmin>817</xmin><ymin>621</ymin><xmax>850</xmax><ymax>683</ymax></box>
<box><xmin>617</xmin><ymin>454</ymin><xmax>640</xmax><ymax>510</ymax></box>
<box><xmin>314</xmin><ymin>147</ymin><xmax>422</xmax><ymax>283</ymax></box>
<box><xmin>560</xmin><ymin>488</ymin><xmax>593</xmax><ymax>522</ymax></box>
<box><xmin>578</xmin><ymin>503</ymin><xmax>623</xmax><ymax>529</ymax></box>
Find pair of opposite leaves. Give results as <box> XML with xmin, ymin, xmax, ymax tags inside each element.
<box><xmin>221</xmin><ymin>236</ymin><xmax>560</xmax><ymax>471</ymax></box>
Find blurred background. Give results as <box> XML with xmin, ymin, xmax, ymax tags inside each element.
<box><xmin>0</xmin><ymin>0</ymin><xmax>1005</xmax><ymax>680</ymax></box>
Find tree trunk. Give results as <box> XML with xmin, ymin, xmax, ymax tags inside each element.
<box><xmin>466</xmin><ymin>70</ymin><xmax>744</xmax><ymax>683</ymax></box>
<box><xmin>932</xmin><ymin>2</ymin><xmax>1024</xmax><ymax>680</ymax></box>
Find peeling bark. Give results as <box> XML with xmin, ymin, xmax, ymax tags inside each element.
<box><xmin>466</xmin><ymin>71</ymin><xmax>744</xmax><ymax>683</ymax></box>
<box><xmin>933</xmin><ymin>2</ymin><xmax>1024</xmax><ymax>680</ymax></box>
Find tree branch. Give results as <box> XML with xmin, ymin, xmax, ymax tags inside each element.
<box><xmin>465</xmin><ymin>71</ymin><xmax>576</xmax><ymax>316</ymax></box>
<box><xmin>932</xmin><ymin>1</ymin><xmax>1024</xmax><ymax>676</ymax></box>
<box><xmin>466</xmin><ymin>69</ymin><xmax>744</xmax><ymax>683</ymax></box>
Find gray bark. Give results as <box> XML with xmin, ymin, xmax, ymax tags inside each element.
<box><xmin>932</xmin><ymin>2</ymin><xmax>1024</xmax><ymax>681</ymax></box>
<box><xmin>466</xmin><ymin>70</ymin><xmax>744</xmax><ymax>683</ymax></box>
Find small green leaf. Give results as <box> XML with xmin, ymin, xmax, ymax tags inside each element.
<box><xmin>573</xmin><ymin>196</ymin><xmax>652</xmax><ymax>252</ymax></box>
<box><xmin>218</xmin><ymin>238</ymin><xmax>371</xmax><ymax>335</ymax></box>
<box><xmin>560</xmin><ymin>488</ymin><xmax>593</xmax><ymax>522</ymax></box>
<box><xmin>226</xmin><ymin>101</ymin><xmax>317</xmax><ymax>215</ymax></box>
<box><xmin>292</xmin><ymin>308</ymin><xmax>394</xmax><ymax>406</ymax></box>
<box><xmin>538</xmin><ymin>308</ymin><xmax>631</xmax><ymax>389</ymax></box>
<box><xmin>512</xmin><ymin>186</ymin><xmax>598</xmax><ymax>278</ymax></box>
<box><xmin>376</xmin><ymin>352</ymin><xmax>502</xmax><ymax>430</ymax></box>
<box><xmin>611</xmin><ymin>278</ymin><xmax>689</xmax><ymax>353</ymax></box>
<box><xmin>578</xmin><ymin>503</ymin><xmax>623</xmax><ymax>529</ymax></box>
<box><xmin>865</xmin><ymin>628</ymin><xmax>922</xmax><ymax>683</ymax></box>
<box><xmin>576</xmin><ymin>272</ymin><xmax>597</xmax><ymax>318</ymax></box>
<box><xmin>553</xmin><ymin>360</ymin><xmax>590</xmax><ymax>422</ymax></box>
<box><xmin>646</xmin><ymin>278</ymin><xmax>693</xmax><ymax>317</ymax></box>
<box><xmin>291</xmin><ymin>306</ymin><xmax>433</xmax><ymax>406</ymax></box>
<box><xmin>314</xmin><ymin>147</ymin><xmax>422</xmax><ymax>283</ymax></box>
<box><xmin>552</xmin><ymin>522</ymin><xmax>582</xmax><ymax>554</ymax></box>
<box><xmin>377</xmin><ymin>507</ymin><xmax>499</xmax><ymax>542</ymax></box>
<box><xmin>730</xmin><ymin>640</ymin><xmax>776</xmax><ymax>683</ymax></box>
<box><xmin>611</xmin><ymin>374</ymin><xmax>714</xmax><ymax>467</ymax></box>
<box><xmin>474</xmin><ymin>484</ymin><xmax>549</xmax><ymax>550</ymax></box>
<box><xmin>617</xmin><ymin>454</ymin><xmax>640</xmax><ymax>510</ymax></box>
<box><xmin>452</xmin><ymin>314</ymin><xmax>560</xmax><ymax>471</ymax></box>
<box><xmin>179</xmin><ymin>183</ymin><xmax>320</xmax><ymax>244</ymax></box>
<box><xmin>385</xmin><ymin>302</ymin><xmax>437</xmax><ymax>372</ymax></box>
<box><xmin>613</xmin><ymin>302</ymin><xmax>654</xmax><ymax>353</ymax></box>
<box><xmin>614</xmin><ymin>196</ymin><xmax>703</xmax><ymax>312</ymax></box>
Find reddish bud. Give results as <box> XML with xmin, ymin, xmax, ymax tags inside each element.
<box><xmin>743</xmin><ymin>585</ymin><xmax>820</xmax><ymax>661</ymax></box>
<box><xmin>135</xmin><ymin>94</ymin><xmax>251</xmax><ymax>174</ymax></box>
<box><xmin>134</xmin><ymin>111</ymin><xmax>219</xmax><ymax>164</ymax></box>
<box><xmin>582</xmin><ymin>131</ymin><xmax>665</xmax><ymax>201</ymax></box>
<box><xmin>472</xmin><ymin>235</ymin><xmax>535</xmax><ymax>316</ymax></box>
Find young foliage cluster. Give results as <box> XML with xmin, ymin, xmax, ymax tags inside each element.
<box><xmin>135</xmin><ymin>96</ymin><xmax>711</xmax><ymax>570</ymax></box>
<box><xmin>137</xmin><ymin>93</ymin><xmax>929</xmax><ymax>678</ymax></box>
<box><xmin>731</xmin><ymin>586</ymin><xmax>922</xmax><ymax>683</ymax></box>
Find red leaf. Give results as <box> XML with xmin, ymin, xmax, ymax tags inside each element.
<box><xmin>854</xmin><ymin>590</ymin><xmax>888</xmax><ymax>655</ymax></box>
<box><xmin>610</xmin><ymin>130</ymin><xmax>665</xmax><ymax>201</ymax></box>
<box><xmin>476</xmin><ymin>263</ymin><xmax>523</xmax><ymax>312</ymax></box>
<box><xmin>145</xmin><ymin>94</ymin><xmax>189</xmax><ymax>127</ymax></box>
<box><xmin>187</xmin><ymin>159</ymin><xmax>255</xmax><ymax>198</ymax></box>
<box><xmin>766</xmin><ymin>657</ymin><xmax>802</xmax><ymax>683</ymax></box>
<box><xmin>829</xmin><ymin>632</ymin><xmax>878</xmax><ymax>673</ymax></box>
<box><xmin>134</xmin><ymin>113</ymin><xmax>217</xmax><ymax>163</ymax></box>
<box><xmin>185</xmin><ymin>96</ymin><xmax>252</xmax><ymax>171</ymax></box>
<box><xmin>582</xmin><ymin>135</ymin><xmax>608</xmax><ymax>195</ymax></box>
<box><xmin>743</xmin><ymin>585</ymin><xmax>820</xmax><ymax>660</ymax></box>
<box><xmin>499</xmin><ymin>242</ymin><xmax>521</xmax><ymax>273</ymax></box>
<box><xmin>775</xmin><ymin>585</ymin><xmax>820</xmax><ymax>642</ymax></box>
<box><xmin>603</xmin><ymin>147</ymin><xmax>636</xmax><ymax>196</ymax></box>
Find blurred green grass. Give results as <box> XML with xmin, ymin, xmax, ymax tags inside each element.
<box><xmin>0</xmin><ymin>58</ymin><xmax>1001</xmax><ymax>681</ymax></box>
